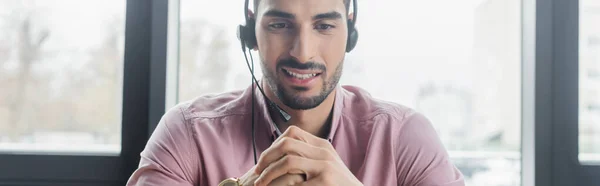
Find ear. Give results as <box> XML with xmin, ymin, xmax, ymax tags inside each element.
<box><xmin>347</xmin><ymin>12</ymin><xmax>354</xmax><ymax>22</ymax></box>
<box><xmin>247</xmin><ymin>9</ymin><xmax>256</xmax><ymax>19</ymax></box>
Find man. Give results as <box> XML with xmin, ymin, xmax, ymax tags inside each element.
<box><xmin>126</xmin><ymin>0</ymin><xmax>465</xmax><ymax>185</ymax></box>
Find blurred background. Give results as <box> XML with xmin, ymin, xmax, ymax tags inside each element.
<box><xmin>0</xmin><ymin>0</ymin><xmax>598</xmax><ymax>185</ymax></box>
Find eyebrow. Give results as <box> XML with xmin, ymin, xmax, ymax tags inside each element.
<box><xmin>263</xmin><ymin>10</ymin><xmax>295</xmax><ymax>19</ymax></box>
<box><xmin>263</xmin><ymin>10</ymin><xmax>343</xmax><ymax>21</ymax></box>
<box><xmin>312</xmin><ymin>11</ymin><xmax>342</xmax><ymax>21</ymax></box>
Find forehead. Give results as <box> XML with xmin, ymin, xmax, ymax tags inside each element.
<box><xmin>256</xmin><ymin>0</ymin><xmax>346</xmax><ymax>19</ymax></box>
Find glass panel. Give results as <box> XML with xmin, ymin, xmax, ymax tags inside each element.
<box><xmin>178</xmin><ymin>0</ymin><xmax>522</xmax><ymax>185</ymax></box>
<box><xmin>579</xmin><ymin>0</ymin><xmax>600</xmax><ymax>163</ymax></box>
<box><xmin>0</xmin><ymin>0</ymin><xmax>125</xmax><ymax>155</ymax></box>
<box><xmin>178</xmin><ymin>0</ymin><xmax>252</xmax><ymax>101</ymax></box>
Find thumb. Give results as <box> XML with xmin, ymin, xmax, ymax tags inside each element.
<box><xmin>268</xmin><ymin>174</ymin><xmax>305</xmax><ymax>186</ymax></box>
<box><xmin>239</xmin><ymin>166</ymin><xmax>260</xmax><ymax>186</ymax></box>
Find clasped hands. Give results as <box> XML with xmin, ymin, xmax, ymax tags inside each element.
<box><xmin>238</xmin><ymin>126</ymin><xmax>362</xmax><ymax>186</ymax></box>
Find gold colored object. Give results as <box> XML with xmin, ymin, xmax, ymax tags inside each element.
<box><xmin>218</xmin><ymin>177</ymin><xmax>241</xmax><ymax>186</ymax></box>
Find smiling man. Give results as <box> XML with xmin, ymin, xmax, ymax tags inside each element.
<box><xmin>126</xmin><ymin>0</ymin><xmax>465</xmax><ymax>185</ymax></box>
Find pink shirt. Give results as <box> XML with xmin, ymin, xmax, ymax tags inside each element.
<box><xmin>126</xmin><ymin>84</ymin><xmax>465</xmax><ymax>186</ymax></box>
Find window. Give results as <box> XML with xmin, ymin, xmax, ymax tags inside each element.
<box><xmin>579</xmin><ymin>0</ymin><xmax>600</xmax><ymax>163</ymax></box>
<box><xmin>178</xmin><ymin>0</ymin><xmax>522</xmax><ymax>185</ymax></box>
<box><xmin>0</xmin><ymin>0</ymin><xmax>125</xmax><ymax>155</ymax></box>
<box><xmin>178</xmin><ymin>0</ymin><xmax>251</xmax><ymax>102</ymax></box>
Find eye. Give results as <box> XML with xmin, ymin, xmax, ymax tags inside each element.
<box><xmin>268</xmin><ymin>22</ymin><xmax>288</xmax><ymax>29</ymax></box>
<box><xmin>315</xmin><ymin>24</ymin><xmax>335</xmax><ymax>31</ymax></box>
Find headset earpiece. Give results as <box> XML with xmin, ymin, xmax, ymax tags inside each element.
<box><xmin>237</xmin><ymin>18</ymin><xmax>257</xmax><ymax>51</ymax></box>
<box><xmin>346</xmin><ymin>20</ymin><xmax>359</xmax><ymax>52</ymax></box>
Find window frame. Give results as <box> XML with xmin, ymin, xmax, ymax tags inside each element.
<box><xmin>525</xmin><ymin>0</ymin><xmax>600</xmax><ymax>185</ymax></box>
<box><xmin>549</xmin><ymin>0</ymin><xmax>600</xmax><ymax>184</ymax></box>
<box><xmin>0</xmin><ymin>0</ymin><xmax>168</xmax><ymax>185</ymax></box>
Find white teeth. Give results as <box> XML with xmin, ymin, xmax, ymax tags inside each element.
<box><xmin>284</xmin><ymin>69</ymin><xmax>317</xmax><ymax>80</ymax></box>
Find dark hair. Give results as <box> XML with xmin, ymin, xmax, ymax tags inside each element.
<box><xmin>253</xmin><ymin>0</ymin><xmax>352</xmax><ymax>14</ymax></box>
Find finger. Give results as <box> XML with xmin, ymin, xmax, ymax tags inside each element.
<box><xmin>239</xmin><ymin>166</ymin><xmax>260</xmax><ymax>186</ymax></box>
<box><xmin>254</xmin><ymin>155</ymin><xmax>325</xmax><ymax>186</ymax></box>
<box><xmin>255</xmin><ymin>137</ymin><xmax>330</xmax><ymax>174</ymax></box>
<box><xmin>279</xmin><ymin>126</ymin><xmax>332</xmax><ymax>149</ymax></box>
<box><xmin>268</xmin><ymin>174</ymin><xmax>305</xmax><ymax>186</ymax></box>
<box><xmin>294</xmin><ymin>175</ymin><xmax>329</xmax><ymax>186</ymax></box>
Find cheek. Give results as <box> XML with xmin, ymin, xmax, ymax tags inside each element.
<box><xmin>320</xmin><ymin>35</ymin><xmax>347</xmax><ymax>77</ymax></box>
<box><xmin>258</xmin><ymin>36</ymin><xmax>285</xmax><ymax>72</ymax></box>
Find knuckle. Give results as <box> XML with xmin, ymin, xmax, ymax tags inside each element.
<box><xmin>283</xmin><ymin>155</ymin><xmax>300</xmax><ymax>168</ymax></box>
<box><xmin>256</xmin><ymin>154</ymin><xmax>266</xmax><ymax>165</ymax></box>
<box><xmin>279</xmin><ymin>137</ymin><xmax>292</xmax><ymax>149</ymax></box>
<box><xmin>276</xmin><ymin>137</ymin><xmax>294</xmax><ymax>154</ymax></box>
<box><xmin>282</xmin><ymin>156</ymin><xmax>293</xmax><ymax>167</ymax></box>
<box><xmin>287</xmin><ymin>126</ymin><xmax>300</xmax><ymax>135</ymax></box>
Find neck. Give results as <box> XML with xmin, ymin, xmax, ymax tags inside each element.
<box><xmin>263</xmin><ymin>82</ymin><xmax>337</xmax><ymax>138</ymax></box>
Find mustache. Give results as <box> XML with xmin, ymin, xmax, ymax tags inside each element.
<box><xmin>277</xmin><ymin>58</ymin><xmax>326</xmax><ymax>71</ymax></box>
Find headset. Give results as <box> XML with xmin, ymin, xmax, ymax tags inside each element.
<box><xmin>237</xmin><ymin>0</ymin><xmax>359</xmax><ymax>165</ymax></box>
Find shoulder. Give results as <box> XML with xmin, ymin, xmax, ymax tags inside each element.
<box><xmin>340</xmin><ymin>85</ymin><xmax>424</xmax><ymax>125</ymax></box>
<box><xmin>176</xmin><ymin>88</ymin><xmax>250</xmax><ymax>120</ymax></box>
<box><xmin>339</xmin><ymin>86</ymin><xmax>463</xmax><ymax>185</ymax></box>
<box><xmin>137</xmin><ymin>89</ymin><xmax>251</xmax><ymax>181</ymax></box>
<box><xmin>340</xmin><ymin>85</ymin><xmax>438</xmax><ymax>145</ymax></box>
<box><xmin>153</xmin><ymin>88</ymin><xmax>250</xmax><ymax>142</ymax></box>
<box><xmin>130</xmin><ymin>91</ymin><xmax>245</xmax><ymax>185</ymax></box>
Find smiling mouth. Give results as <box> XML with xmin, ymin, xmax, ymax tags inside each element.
<box><xmin>281</xmin><ymin>68</ymin><xmax>322</xmax><ymax>80</ymax></box>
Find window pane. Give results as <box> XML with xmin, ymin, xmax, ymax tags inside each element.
<box><xmin>580</xmin><ymin>0</ymin><xmax>600</xmax><ymax>163</ymax></box>
<box><xmin>178</xmin><ymin>0</ymin><xmax>252</xmax><ymax>102</ymax></box>
<box><xmin>178</xmin><ymin>0</ymin><xmax>522</xmax><ymax>185</ymax></box>
<box><xmin>0</xmin><ymin>0</ymin><xmax>125</xmax><ymax>155</ymax></box>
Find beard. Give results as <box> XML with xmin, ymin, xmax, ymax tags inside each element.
<box><xmin>261</xmin><ymin>58</ymin><xmax>343</xmax><ymax>110</ymax></box>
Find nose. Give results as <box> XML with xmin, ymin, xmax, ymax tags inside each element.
<box><xmin>289</xmin><ymin>27</ymin><xmax>317</xmax><ymax>63</ymax></box>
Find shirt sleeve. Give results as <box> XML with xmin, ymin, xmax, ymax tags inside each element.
<box><xmin>394</xmin><ymin>111</ymin><xmax>465</xmax><ymax>186</ymax></box>
<box><xmin>126</xmin><ymin>105</ymin><xmax>200</xmax><ymax>186</ymax></box>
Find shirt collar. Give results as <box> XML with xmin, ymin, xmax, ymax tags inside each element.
<box><xmin>327</xmin><ymin>85</ymin><xmax>344</xmax><ymax>142</ymax></box>
<box><xmin>251</xmin><ymin>82</ymin><xmax>345</xmax><ymax>142</ymax></box>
